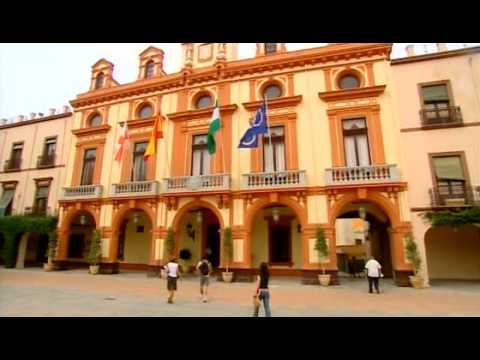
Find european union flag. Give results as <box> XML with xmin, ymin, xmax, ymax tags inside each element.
<box><xmin>238</xmin><ymin>101</ymin><xmax>268</xmax><ymax>148</ymax></box>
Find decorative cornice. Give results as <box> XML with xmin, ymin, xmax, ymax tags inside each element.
<box><xmin>72</xmin><ymin>124</ymin><xmax>111</xmax><ymax>137</ymax></box>
<box><xmin>242</xmin><ymin>95</ymin><xmax>303</xmax><ymax>111</ymax></box>
<box><xmin>318</xmin><ymin>85</ymin><xmax>386</xmax><ymax>102</ymax></box>
<box><xmin>167</xmin><ymin>104</ymin><xmax>237</xmax><ymax>122</ymax></box>
<box><xmin>0</xmin><ymin>113</ymin><xmax>72</xmax><ymax>130</ymax></box>
<box><xmin>70</xmin><ymin>43</ymin><xmax>392</xmax><ymax>109</ymax></box>
<box><xmin>391</xmin><ymin>46</ymin><xmax>480</xmax><ymax>65</ymax></box>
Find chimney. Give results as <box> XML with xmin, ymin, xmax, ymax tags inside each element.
<box><xmin>406</xmin><ymin>45</ymin><xmax>415</xmax><ymax>56</ymax></box>
<box><xmin>30</xmin><ymin>112</ymin><xmax>36</xmax><ymax>119</ymax></box>
<box><xmin>63</xmin><ymin>105</ymin><xmax>70</xmax><ymax>113</ymax></box>
<box><xmin>436</xmin><ymin>43</ymin><xmax>447</xmax><ymax>52</ymax></box>
<box><xmin>17</xmin><ymin>115</ymin><xmax>25</xmax><ymax>122</ymax></box>
<box><xmin>38</xmin><ymin>112</ymin><xmax>44</xmax><ymax>117</ymax></box>
<box><xmin>49</xmin><ymin>108</ymin><xmax>56</xmax><ymax>116</ymax></box>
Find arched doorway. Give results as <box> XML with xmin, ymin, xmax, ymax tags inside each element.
<box><xmin>250</xmin><ymin>204</ymin><xmax>302</xmax><ymax>273</ymax></box>
<box><xmin>116</xmin><ymin>209</ymin><xmax>152</xmax><ymax>270</ymax></box>
<box><xmin>425</xmin><ymin>224</ymin><xmax>480</xmax><ymax>282</ymax></box>
<box><xmin>335</xmin><ymin>202</ymin><xmax>393</xmax><ymax>279</ymax></box>
<box><xmin>176</xmin><ymin>207</ymin><xmax>221</xmax><ymax>272</ymax></box>
<box><xmin>24</xmin><ymin>233</ymin><xmax>49</xmax><ymax>267</ymax></box>
<box><xmin>67</xmin><ymin>211</ymin><xmax>96</xmax><ymax>260</ymax></box>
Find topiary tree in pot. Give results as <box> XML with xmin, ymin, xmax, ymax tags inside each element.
<box><xmin>222</xmin><ymin>227</ymin><xmax>233</xmax><ymax>283</ymax></box>
<box><xmin>405</xmin><ymin>235</ymin><xmax>424</xmax><ymax>289</ymax></box>
<box><xmin>86</xmin><ymin>229</ymin><xmax>102</xmax><ymax>275</ymax></box>
<box><xmin>314</xmin><ymin>227</ymin><xmax>330</xmax><ymax>286</ymax></box>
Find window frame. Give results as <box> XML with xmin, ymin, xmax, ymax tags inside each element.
<box><xmin>264</xmin><ymin>43</ymin><xmax>278</xmax><ymax>54</ymax></box>
<box><xmin>338</xmin><ymin>74</ymin><xmax>361</xmax><ymax>90</ymax></box>
<box><xmin>80</xmin><ymin>148</ymin><xmax>97</xmax><ymax>186</ymax></box>
<box><xmin>88</xmin><ymin>113</ymin><xmax>103</xmax><ymax>127</ymax></box>
<box><xmin>131</xmin><ymin>141</ymin><xmax>149</xmax><ymax>181</ymax></box>
<box><xmin>262</xmin><ymin>126</ymin><xmax>286</xmax><ymax>172</ymax></box>
<box><xmin>34</xmin><ymin>184</ymin><xmax>50</xmax><ymax>214</ymax></box>
<box><xmin>10</xmin><ymin>142</ymin><xmax>24</xmax><ymax>169</ymax></box>
<box><xmin>137</xmin><ymin>103</ymin><xmax>154</xmax><ymax>119</ymax></box>
<box><xmin>191</xmin><ymin>134</ymin><xmax>210</xmax><ymax>176</ymax></box>
<box><xmin>144</xmin><ymin>60</ymin><xmax>155</xmax><ymax>79</ymax></box>
<box><xmin>95</xmin><ymin>73</ymin><xmax>105</xmax><ymax>90</ymax></box>
<box><xmin>418</xmin><ymin>80</ymin><xmax>455</xmax><ymax>108</ymax></box>
<box><xmin>428</xmin><ymin>151</ymin><xmax>471</xmax><ymax>194</ymax></box>
<box><xmin>263</xmin><ymin>84</ymin><xmax>283</xmax><ymax>100</ymax></box>
<box><xmin>342</xmin><ymin>118</ymin><xmax>372</xmax><ymax>167</ymax></box>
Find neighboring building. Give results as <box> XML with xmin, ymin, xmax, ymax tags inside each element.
<box><xmin>58</xmin><ymin>43</ymin><xmax>414</xmax><ymax>285</ymax></box>
<box><xmin>0</xmin><ymin>108</ymin><xmax>73</xmax><ymax>266</ymax></box>
<box><xmin>392</xmin><ymin>44</ymin><xmax>480</xmax><ymax>284</ymax></box>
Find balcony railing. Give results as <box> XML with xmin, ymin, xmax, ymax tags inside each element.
<box><xmin>164</xmin><ymin>174</ymin><xmax>230</xmax><ymax>193</ymax></box>
<box><xmin>111</xmin><ymin>181</ymin><xmax>159</xmax><ymax>197</ymax></box>
<box><xmin>325</xmin><ymin>164</ymin><xmax>399</xmax><ymax>185</ymax></box>
<box><xmin>429</xmin><ymin>184</ymin><xmax>480</xmax><ymax>207</ymax></box>
<box><xmin>3</xmin><ymin>158</ymin><xmax>22</xmax><ymax>172</ymax></box>
<box><xmin>61</xmin><ymin>185</ymin><xmax>103</xmax><ymax>200</ymax></box>
<box><xmin>37</xmin><ymin>153</ymin><xmax>56</xmax><ymax>168</ymax></box>
<box><xmin>241</xmin><ymin>170</ymin><xmax>306</xmax><ymax>189</ymax></box>
<box><xmin>420</xmin><ymin>106</ymin><xmax>462</xmax><ymax>127</ymax></box>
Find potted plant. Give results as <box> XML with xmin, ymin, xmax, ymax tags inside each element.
<box><xmin>86</xmin><ymin>229</ymin><xmax>102</xmax><ymax>275</ymax></box>
<box><xmin>161</xmin><ymin>227</ymin><xmax>175</xmax><ymax>279</ymax></box>
<box><xmin>314</xmin><ymin>228</ymin><xmax>330</xmax><ymax>286</ymax></box>
<box><xmin>405</xmin><ymin>235</ymin><xmax>424</xmax><ymax>289</ymax></box>
<box><xmin>43</xmin><ymin>230</ymin><xmax>58</xmax><ymax>271</ymax></box>
<box><xmin>222</xmin><ymin>227</ymin><xmax>233</xmax><ymax>283</ymax></box>
<box><xmin>179</xmin><ymin>248</ymin><xmax>192</xmax><ymax>273</ymax></box>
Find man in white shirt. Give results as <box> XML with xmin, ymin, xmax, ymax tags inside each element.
<box><xmin>164</xmin><ymin>257</ymin><xmax>181</xmax><ymax>304</ymax></box>
<box><xmin>364</xmin><ymin>256</ymin><xmax>382</xmax><ymax>294</ymax></box>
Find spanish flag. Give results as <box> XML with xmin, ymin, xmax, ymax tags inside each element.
<box><xmin>144</xmin><ymin>117</ymin><xmax>163</xmax><ymax>160</ymax></box>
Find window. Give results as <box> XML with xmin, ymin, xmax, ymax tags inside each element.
<box><xmin>339</xmin><ymin>74</ymin><xmax>360</xmax><ymax>89</ymax></box>
<box><xmin>263</xmin><ymin>84</ymin><xmax>282</xmax><ymax>99</ymax></box>
<box><xmin>89</xmin><ymin>114</ymin><xmax>102</xmax><ymax>127</ymax></box>
<box><xmin>145</xmin><ymin>61</ymin><xmax>155</xmax><ymax>78</ymax></box>
<box><xmin>95</xmin><ymin>73</ymin><xmax>105</xmax><ymax>89</ymax></box>
<box><xmin>10</xmin><ymin>143</ymin><xmax>23</xmax><ymax>169</ymax></box>
<box><xmin>431</xmin><ymin>155</ymin><xmax>467</xmax><ymax>201</ymax></box>
<box><xmin>0</xmin><ymin>189</ymin><xmax>15</xmax><ymax>216</ymax></box>
<box><xmin>191</xmin><ymin>134</ymin><xmax>210</xmax><ymax>176</ymax></box>
<box><xmin>198</xmin><ymin>43</ymin><xmax>213</xmax><ymax>60</ymax></box>
<box><xmin>34</xmin><ymin>185</ymin><xmax>49</xmax><ymax>215</ymax></box>
<box><xmin>138</xmin><ymin>104</ymin><xmax>154</xmax><ymax>119</ymax></box>
<box><xmin>131</xmin><ymin>142</ymin><xmax>148</xmax><ymax>181</ymax></box>
<box><xmin>420</xmin><ymin>83</ymin><xmax>454</xmax><ymax>124</ymax></box>
<box><xmin>38</xmin><ymin>137</ymin><xmax>56</xmax><ymax>167</ymax></box>
<box><xmin>263</xmin><ymin>126</ymin><xmax>286</xmax><ymax>172</ymax></box>
<box><xmin>80</xmin><ymin>149</ymin><xmax>96</xmax><ymax>185</ymax></box>
<box><xmin>342</xmin><ymin>118</ymin><xmax>371</xmax><ymax>167</ymax></box>
<box><xmin>265</xmin><ymin>43</ymin><xmax>277</xmax><ymax>54</ymax></box>
<box><xmin>195</xmin><ymin>95</ymin><xmax>213</xmax><ymax>109</ymax></box>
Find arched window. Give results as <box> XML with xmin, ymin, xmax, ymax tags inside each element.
<box><xmin>138</xmin><ymin>104</ymin><xmax>154</xmax><ymax>119</ymax></box>
<box><xmin>263</xmin><ymin>84</ymin><xmax>282</xmax><ymax>99</ymax></box>
<box><xmin>95</xmin><ymin>73</ymin><xmax>105</xmax><ymax>89</ymax></box>
<box><xmin>89</xmin><ymin>114</ymin><xmax>102</xmax><ymax>127</ymax></box>
<box><xmin>338</xmin><ymin>74</ymin><xmax>360</xmax><ymax>90</ymax></box>
<box><xmin>145</xmin><ymin>61</ymin><xmax>155</xmax><ymax>79</ymax></box>
<box><xmin>195</xmin><ymin>94</ymin><xmax>213</xmax><ymax>109</ymax></box>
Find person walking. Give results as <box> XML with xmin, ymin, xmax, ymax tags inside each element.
<box><xmin>164</xmin><ymin>256</ymin><xmax>181</xmax><ymax>304</ymax></box>
<box><xmin>348</xmin><ymin>256</ymin><xmax>357</xmax><ymax>278</ymax></box>
<box><xmin>253</xmin><ymin>262</ymin><xmax>272</xmax><ymax>317</ymax></box>
<box><xmin>364</xmin><ymin>256</ymin><xmax>382</xmax><ymax>294</ymax></box>
<box><xmin>196</xmin><ymin>255</ymin><xmax>212</xmax><ymax>303</ymax></box>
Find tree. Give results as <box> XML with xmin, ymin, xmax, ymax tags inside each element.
<box><xmin>223</xmin><ymin>227</ymin><xmax>233</xmax><ymax>273</ymax></box>
<box><xmin>86</xmin><ymin>229</ymin><xmax>102</xmax><ymax>266</ymax></box>
<box><xmin>405</xmin><ymin>235</ymin><xmax>421</xmax><ymax>276</ymax></box>
<box><xmin>314</xmin><ymin>228</ymin><xmax>329</xmax><ymax>275</ymax></box>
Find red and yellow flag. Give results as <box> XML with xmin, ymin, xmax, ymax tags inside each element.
<box><xmin>144</xmin><ymin>117</ymin><xmax>163</xmax><ymax>160</ymax></box>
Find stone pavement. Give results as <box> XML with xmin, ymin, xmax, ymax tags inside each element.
<box><xmin>1</xmin><ymin>268</ymin><xmax>480</xmax><ymax>317</ymax></box>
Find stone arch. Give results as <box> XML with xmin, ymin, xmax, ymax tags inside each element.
<box><xmin>111</xmin><ymin>203</ymin><xmax>156</xmax><ymax>233</ymax></box>
<box><xmin>171</xmin><ymin>199</ymin><xmax>225</xmax><ymax>233</ymax></box>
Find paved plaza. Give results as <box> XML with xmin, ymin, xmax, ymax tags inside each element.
<box><xmin>1</xmin><ymin>268</ymin><xmax>479</xmax><ymax>317</ymax></box>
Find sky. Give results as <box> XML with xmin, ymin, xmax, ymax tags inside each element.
<box><xmin>0</xmin><ymin>43</ymin><xmax>478</xmax><ymax>119</ymax></box>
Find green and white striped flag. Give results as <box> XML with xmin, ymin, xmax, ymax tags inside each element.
<box><xmin>207</xmin><ymin>101</ymin><xmax>221</xmax><ymax>154</ymax></box>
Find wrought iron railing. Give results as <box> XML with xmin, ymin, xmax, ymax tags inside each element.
<box><xmin>420</xmin><ymin>106</ymin><xmax>462</xmax><ymax>127</ymax></box>
<box><xmin>325</xmin><ymin>165</ymin><xmax>399</xmax><ymax>185</ymax></box>
<box><xmin>429</xmin><ymin>184</ymin><xmax>480</xmax><ymax>206</ymax></box>
<box><xmin>3</xmin><ymin>158</ymin><xmax>22</xmax><ymax>171</ymax></box>
<box><xmin>111</xmin><ymin>181</ymin><xmax>159</xmax><ymax>197</ymax></box>
<box><xmin>241</xmin><ymin>170</ymin><xmax>306</xmax><ymax>189</ymax></box>
<box><xmin>164</xmin><ymin>174</ymin><xmax>230</xmax><ymax>193</ymax></box>
<box><xmin>37</xmin><ymin>153</ymin><xmax>56</xmax><ymax>168</ymax></box>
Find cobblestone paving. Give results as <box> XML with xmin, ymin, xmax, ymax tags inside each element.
<box><xmin>1</xmin><ymin>268</ymin><xmax>479</xmax><ymax>317</ymax></box>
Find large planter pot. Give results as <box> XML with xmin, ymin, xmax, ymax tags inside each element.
<box><xmin>89</xmin><ymin>265</ymin><xmax>100</xmax><ymax>275</ymax></box>
<box><xmin>318</xmin><ymin>274</ymin><xmax>331</xmax><ymax>286</ymax></box>
<box><xmin>409</xmin><ymin>275</ymin><xmax>424</xmax><ymax>289</ymax></box>
<box><xmin>222</xmin><ymin>272</ymin><xmax>233</xmax><ymax>283</ymax></box>
<box><xmin>43</xmin><ymin>263</ymin><xmax>59</xmax><ymax>271</ymax></box>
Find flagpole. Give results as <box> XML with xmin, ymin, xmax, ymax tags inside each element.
<box><xmin>264</xmin><ymin>97</ymin><xmax>274</xmax><ymax>173</ymax></box>
<box><xmin>218</xmin><ymin>101</ymin><xmax>227</xmax><ymax>175</ymax></box>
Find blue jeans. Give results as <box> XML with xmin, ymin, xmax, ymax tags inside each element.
<box><xmin>253</xmin><ymin>289</ymin><xmax>272</xmax><ymax>317</ymax></box>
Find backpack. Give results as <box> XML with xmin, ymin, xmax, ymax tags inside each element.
<box><xmin>199</xmin><ymin>260</ymin><xmax>210</xmax><ymax>276</ymax></box>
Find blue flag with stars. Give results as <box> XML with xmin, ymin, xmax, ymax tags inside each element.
<box><xmin>238</xmin><ymin>101</ymin><xmax>268</xmax><ymax>148</ymax></box>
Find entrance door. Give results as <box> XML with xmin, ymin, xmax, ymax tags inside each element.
<box><xmin>269</xmin><ymin>224</ymin><xmax>291</xmax><ymax>264</ymax></box>
<box><xmin>206</xmin><ymin>224</ymin><xmax>220</xmax><ymax>267</ymax></box>
<box><xmin>68</xmin><ymin>234</ymin><xmax>85</xmax><ymax>258</ymax></box>
<box><xmin>36</xmin><ymin>234</ymin><xmax>49</xmax><ymax>264</ymax></box>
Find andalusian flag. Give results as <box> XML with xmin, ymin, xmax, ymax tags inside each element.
<box><xmin>144</xmin><ymin>116</ymin><xmax>163</xmax><ymax>160</ymax></box>
<box><xmin>207</xmin><ymin>101</ymin><xmax>221</xmax><ymax>155</ymax></box>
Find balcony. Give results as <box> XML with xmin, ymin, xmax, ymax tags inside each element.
<box><xmin>164</xmin><ymin>174</ymin><xmax>230</xmax><ymax>193</ymax></box>
<box><xmin>111</xmin><ymin>181</ymin><xmax>159</xmax><ymax>197</ymax></box>
<box><xmin>241</xmin><ymin>170</ymin><xmax>306</xmax><ymax>189</ymax></box>
<box><xmin>3</xmin><ymin>158</ymin><xmax>22</xmax><ymax>172</ymax></box>
<box><xmin>37</xmin><ymin>153</ymin><xmax>56</xmax><ymax>168</ymax></box>
<box><xmin>61</xmin><ymin>185</ymin><xmax>103</xmax><ymax>200</ymax></box>
<box><xmin>325</xmin><ymin>165</ymin><xmax>400</xmax><ymax>186</ymax></box>
<box><xmin>429</xmin><ymin>184</ymin><xmax>480</xmax><ymax>207</ymax></box>
<box><xmin>420</xmin><ymin>106</ymin><xmax>462</xmax><ymax>128</ymax></box>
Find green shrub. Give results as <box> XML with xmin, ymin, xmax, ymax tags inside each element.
<box><xmin>314</xmin><ymin>228</ymin><xmax>329</xmax><ymax>275</ymax></box>
<box><xmin>405</xmin><ymin>236</ymin><xmax>421</xmax><ymax>276</ymax></box>
<box><xmin>85</xmin><ymin>230</ymin><xmax>102</xmax><ymax>266</ymax></box>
